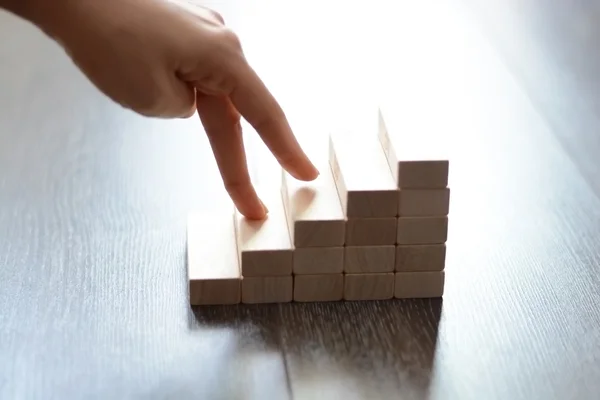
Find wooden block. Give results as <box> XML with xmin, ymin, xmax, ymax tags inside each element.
<box><xmin>398</xmin><ymin>188</ymin><xmax>450</xmax><ymax>216</ymax></box>
<box><xmin>293</xmin><ymin>274</ymin><xmax>344</xmax><ymax>302</ymax></box>
<box><xmin>187</xmin><ymin>210</ymin><xmax>241</xmax><ymax>306</ymax></box>
<box><xmin>328</xmin><ymin>131</ymin><xmax>398</xmax><ymax>218</ymax></box>
<box><xmin>343</xmin><ymin>273</ymin><xmax>395</xmax><ymax>301</ymax></box>
<box><xmin>293</xmin><ymin>247</ymin><xmax>344</xmax><ymax>275</ymax></box>
<box><xmin>242</xmin><ymin>276</ymin><xmax>293</xmax><ymax>304</ymax></box>
<box><xmin>397</xmin><ymin>216</ymin><xmax>448</xmax><ymax>245</ymax></box>
<box><xmin>236</xmin><ymin>186</ymin><xmax>293</xmax><ymax>277</ymax></box>
<box><xmin>281</xmin><ymin>165</ymin><xmax>345</xmax><ymax>247</ymax></box>
<box><xmin>344</xmin><ymin>246</ymin><xmax>395</xmax><ymax>273</ymax></box>
<box><xmin>378</xmin><ymin>107</ymin><xmax>449</xmax><ymax>188</ymax></box>
<box><xmin>396</xmin><ymin>244</ymin><xmax>446</xmax><ymax>272</ymax></box>
<box><xmin>395</xmin><ymin>271</ymin><xmax>445</xmax><ymax>298</ymax></box>
<box><xmin>345</xmin><ymin>218</ymin><xmax>397</xmax><ymax>246</ymax></box>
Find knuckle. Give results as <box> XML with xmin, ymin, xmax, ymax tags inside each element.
<box><xmin>133</xmin><ymin>90</ymin><xmax>193</xmax><ymax>119</ymax></box>
<box><xmin>208</xmin><ymin>9</ymin><xmax>225</xmax><ymax>24</ymax></box>
<box><xmin>218</xmin><ymin>74</ymin><xmax>237</xmax><ymax>96</ymax></box>
<box><xmin>194</xmin><ymin>73</ymin><xmax>237</xmax><ymax>97</ymax></box>
<box><xmin>218</xmin><ymin>27</ymin><xmax>242</xmax><ymax>50</ymax></box>
<box><xmin>134</xmin><ymin>95</ymin><xmax>164</xmax><ymax>117</ymax></box>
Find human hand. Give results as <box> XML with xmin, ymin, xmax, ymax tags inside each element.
<box><xmin>36</xmin><ymin>0</ymin><xmax>319</xmax><ymax>219</ymax></box>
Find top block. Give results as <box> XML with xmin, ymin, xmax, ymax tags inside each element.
<box><xmin>378</xmin><ymin>107</ymin><xmax>449</xmax><ymax>189</ymax></box>
<box><xmin>328</xmin><ymin>130</ymin><xmax>398</xmax><ymax>218</ymax></box>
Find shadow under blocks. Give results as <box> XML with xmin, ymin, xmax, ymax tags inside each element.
<box><xmin>279</xmin><ymin>299</ymin><xmax>443</xmax><ymax>397</ymax></box>
<box><xmin>191</xmin><ymin>299</ymin><xmax>443</xmax><ymax>398</ymax></box>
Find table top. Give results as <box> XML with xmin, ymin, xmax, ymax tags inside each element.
<box><xmin>2</xmin><ymin>1</ymin><xmax>600</xmax><ymax>399</ymax></box>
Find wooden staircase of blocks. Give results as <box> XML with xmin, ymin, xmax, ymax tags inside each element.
<box><xmin>187</xmin><ymin>107</ymin><xmax>450</xmax><ymax>306</ymax></box>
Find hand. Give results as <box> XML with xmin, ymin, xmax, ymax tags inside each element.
<box><xmin>36</xmin><ymin>0</ymin><xmax>319</xmax><ymax>219</ymax></box>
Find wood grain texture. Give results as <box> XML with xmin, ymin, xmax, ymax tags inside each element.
<box><xmin>279</xmin><ymin>299</ymin><xmax>443</xmax><ymax>400</ymax></box>
<box><xmin>344</xmin><ymin>273</ymin><xmax>395</xmax><ymax>301</ymax></box>
<box><xmin>344</xmin><ymin>245</ymin><xmax>396</xmax><ymax>273</ymax></box>
<box><xmin>193</xmin><ymin>305</ymin><xmax>292</xmax><ymax>400</ymax></box>
<box><xmin>396</xmin><ymin>217</ymin><xmax>449</xmax><ymax>245</ymax></box>
<box><xmin>293</xmin><ymin>274</ymin><xmax>344</xmax><ymax>302</ymax></box>
<box><xmin>4</xmin><ymin>0</ymin><xmax>600</xmax><ymax>399</ymax></box>
<box><xmin>398</xmin><ymin>188</ymin><xmax>451</xmax><ymax>217</ymax></box>
<box><xmin>345</xmin><ymin>218</ymin><xmax>398</xmax><ymax>246</ymax></box>
<box><xmin>395</xmin><ymin>271</ymin><xmax>445</xmax><ymax>299</ymax></box>
<box><xmin>396</xmin><ymin>244</ymin><xmax>446</xmax><ymax>272</ymax></box>
<box><xmin>293</xmin><ymin>246</ymin><xmax>344</xmax><ymax>275</ymax></box>
<box><xmin>241</xmin><ymin>276</ymin><xmax>293</xmax><ymax>304</ymax></box>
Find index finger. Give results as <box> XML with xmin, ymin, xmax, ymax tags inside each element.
<box><xmin>228</xmin><ymin>62</ymin><xmax>320</xmax><ymax>181</ymax></box>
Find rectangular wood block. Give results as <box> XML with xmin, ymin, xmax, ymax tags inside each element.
<box><xmin>397</xmin><ymin>216</ymin><xmax>448</xmax><ymax>245</ymax></box>
<box><xmin>396</xmin><ymin>244</ymin><xmax>446</xmax><ymax>272</ymax></box>
<box><xmin>293</xmin><ymin>247</ymin><xmax>344</xmax><ymax>275</ymax></box>
<box><xmin>345</xmin><ymin>217</ymin><xmax>397</xmax><ymax>246</ymax></box>
<box><xmin>344</xmin><ymin>245</ymin><xmax>395</xmax><ymax>273</ymax></box>
<box><xmin>242</xmin><ymin>276</ymin><xmax>293</xmax><ymax>304</ymax></box>
<box><xmin>281</xmin><ymin>165</ymin><xmax>345</xmax><ymax>247</ymax></box>
<box><xmin>236</xmin><ymin>186</ymin><xmax>293</xmax><ymax>277</ymax></box>
<box><xmin>187</xmin><ymin>210</ymin><xmax>241</xmax><ymax>306</ymax></box>
<box><xmin>343</xmin><ymin>273</ymin><xmax>395</xmax><ymax>301</ymax></box>
<box><xmin>293</xmin><ymin>274</ymin><xmax>344</xmax><ymax>302</ymax></box>
<box><xmin>394</xmin><ymin>271</ymin><xmax>445</xmax><ymax>298</ymax></box>
<box><xmin>378</xmin><ymin>107</ymin><xmax>449</xmax><ymax>189</ymax></box>
<box><xmin>328</xmin><ymin>131</ymin><xmax>398</xmax><ymax>218</ymax></box>
<box><xmin>398</xmin><ymin>188</ymin><xmax>450</xmax><ymax>216</ymax></box>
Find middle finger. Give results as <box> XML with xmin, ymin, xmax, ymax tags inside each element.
<box><xmin>196</xmin><ymin>93</ymin><xmax>267</xmax><ymax>219</ymax></box>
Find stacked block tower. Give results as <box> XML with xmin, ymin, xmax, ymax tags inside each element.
<box><xmin>187</xmin><ymin>107</ymin><xmax>450</xmax><ymax>306</ymax></box>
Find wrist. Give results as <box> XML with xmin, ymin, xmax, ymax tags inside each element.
<box><xmin>1</xmin><ymin>0</ymin><xmax>35</xmax><ymax>19</ymax></box>
<box><xmin>3</xmin><ymin>0</ymin><xmax>75</xmax><ymax>38</ymax></box>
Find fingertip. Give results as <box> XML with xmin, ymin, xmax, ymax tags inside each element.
<box><xmin>302</xmin><ymin>158</ymin><xmax>320</xmax><ymax>179</ymax></box>
<box><xmin>234</xmin><ymin>196</ymin><xmax>268</xmax><ymax>220</ymax></box>
<box><xmin>240</xmin><ymin>206</ymin><xmax>267</xmax><ymax>220</ymax></box>
<box><xmin>307</xmin><ymin>164</ymin><xmax>320</xmax><ymax>180</ymax></box>
<box><xmin>259</xmin><ymin>199</ymin><xmax>270</xmax><ymax>214</ymax></box>
<box><xmin>288</xmin><ymin>163</ymin><xmax>320</xmax><ymax>182</ymax></box>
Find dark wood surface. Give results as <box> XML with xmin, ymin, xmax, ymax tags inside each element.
<box><xmin>2</xmin><ymin>1</ymin><xmax>600</xmax><ymax>399</ymax></box>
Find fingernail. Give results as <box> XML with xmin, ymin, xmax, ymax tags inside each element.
<box><xmin>309</xmin><ymin>162</ymin><xmax>320</xmax><ymax>177</ymax></box>
<box><xmin>260</xmin><ymin>199</ymin><xmax>269</xmax><ymax>214</ymax></box>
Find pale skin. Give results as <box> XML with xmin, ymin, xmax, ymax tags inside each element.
<box><xmin>1</xmin><ymin>0</ymin><xmax>320</xmax><ymax>220</ymax></box>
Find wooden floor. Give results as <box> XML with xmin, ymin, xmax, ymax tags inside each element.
<box><xmin>1</xmin><ymin>0</ymin><xmax>600</xmax><ymax>399</ymax></box>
